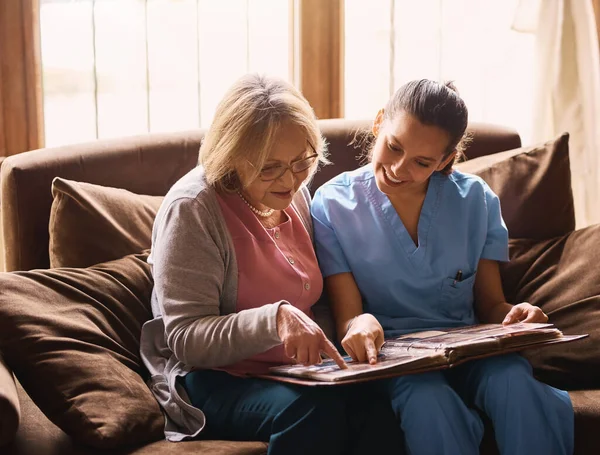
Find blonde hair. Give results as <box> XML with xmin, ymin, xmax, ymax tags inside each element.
<box><xmin>199</xmin><ymin>73</ymin><xmax>328</xmax><ymax>191</ymax></box>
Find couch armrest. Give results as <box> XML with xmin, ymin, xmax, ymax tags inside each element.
<box><xmin>1</xmin><ymin>131</ymin><xmax>203</xmax><ymax>272</ymax></box>
<box><xmin>0</xmin><ymin>352</ymin><xmax>20</xmax><ymax>447</ymax></box>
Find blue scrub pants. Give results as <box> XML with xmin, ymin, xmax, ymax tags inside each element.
<box><xmin>183</xmin><ymin>369</ymin><xmax>405</xmax><ymax>455</ymax></box>
<box><xmin>381</xmin><ymin>354</ymin><xmax>574</xmax><ymax>455</ymax></box>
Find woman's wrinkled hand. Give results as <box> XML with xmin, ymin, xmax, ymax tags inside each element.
<box><xmin>502</xmin><ymin>302</ymin><xmax>549</xmax><ymax>325</ymax></box>
<box><xmin>341</xmin><ymin>313</ymin><xmax>384</xmax><ymax>365</ymax></box>
<box><xmin>277</xmin><ymin>304</ymin><xmax>348</xmax><ymax>369</ymax></box>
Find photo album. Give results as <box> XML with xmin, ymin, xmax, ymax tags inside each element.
<box><xmin>263</xmin><ymin>323</ymin><xmax>586</xmax><ymax>386</ymax></box>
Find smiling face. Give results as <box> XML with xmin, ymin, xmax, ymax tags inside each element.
<box><xmin>237</xmin><ymin>121</ymin><xmax>315</xmax><ymax>212</ymax></box>
<box><xmin>371</xmin><ymin>109</ymin><xmax>456</xmax><ymax>198</ymax></box>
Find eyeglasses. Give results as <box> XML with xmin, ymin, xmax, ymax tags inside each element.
<box><xmin>249</xmin><ymin>143</ymin><xmax>319</xmax><ymax>181</ymax></box>
<box><xmin>257</xmin><ymin>153</ymin><xmax>319</xmax><ymax>181</ymax></box>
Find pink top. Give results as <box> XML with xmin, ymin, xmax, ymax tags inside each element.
<box><xmin>215</xmin><ymin>191</ymin><xmax>324</xmax><ymax>376</ymax></box>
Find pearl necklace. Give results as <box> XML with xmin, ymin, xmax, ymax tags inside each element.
<box><xmin>237</xmin><ymin>191</ymin><xmax>275</xmax><ymax>217</ymax></box>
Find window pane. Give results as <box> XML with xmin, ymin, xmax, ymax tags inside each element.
<box><xmin>198</xmin><ymin>0</ymin><xmax>248</xmax><ymax>128</ymax></box>
<box><xmin>41</xmin><ymin>0</ymin><xmax>291</xmax><ymax>145</ymax></box>
<box><xmin>248</xmin><ymin>0</ymin><xmax>289</xmax><ymax>80</ymax></box>
<box><xmin>393</xmin><ymin>0</ymin><xmax>441</xmax><ymax>85</ymax></box>
<box><xmin>41</xmin><ymin>0</ymin><xmax>96</xmax><ymax>147</ymax></box>
<box><xmin>94</xmin><ymin>0</ymin><xmax>148</xmax><ymax>139</ymax></box>
<box><xmin>344</xmin><ymin>0</ymin><xmax>535</xmax><ymax>143</ymax></box>
<box><xmin>344</xmin><ymin>0</ymin><xmax>392</xmax><ymax>119</ymax></box>
<box><xmin>440</xmin><ymin>0</ymin><xmax>534</xmax><ymax>143</ymax></box>
<box><xmin>147</xmin><ymin>0</ymin><xmax>200</xmax><ymax>132</ymax></box>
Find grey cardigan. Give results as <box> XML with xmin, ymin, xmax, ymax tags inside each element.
<box><xmin>140</xmin><ymin>165</ymin><xmax>315</xmax><ymax>442</ymax></box>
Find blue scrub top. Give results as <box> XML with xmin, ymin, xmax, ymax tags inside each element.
<box><xmin>311</xmin><ymin>164</ymin><xmax>509</xmax><ymax>337</ymax></box>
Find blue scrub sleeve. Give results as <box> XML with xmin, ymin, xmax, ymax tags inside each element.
<box><xmin>310</xmin><ymin>188</ymin><xmax>352</xmax><ymax>277</ymax></box>
<box><xmin>481</xmin><ymin>185</ymin><xmax>509</xmax><ymax>262</ymax></box>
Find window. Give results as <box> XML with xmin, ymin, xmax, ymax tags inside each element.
<box><xmin>40</xmin><ymin>0</ymin><xmax>290</xmax><ymax>147</ymax></box>
<box><xmin>40</xmin><ymin>1</ymin><xmax>536</xmax><ymax>147</ymax></box>
<box><xmin>344</xmin><ymin>0</ymin><xmax>535</xmax><ymax>144</ymax></box>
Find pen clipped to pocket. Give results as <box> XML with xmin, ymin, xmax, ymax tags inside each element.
<box><xmin>453</xmin><ymin>270</ymin><xmax>463</xmax><ymax>286</ymax></box>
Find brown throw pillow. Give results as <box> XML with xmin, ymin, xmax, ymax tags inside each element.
<box><xmin>499</xmin><ymin>225</ymin><xmax>600</xmax><ymax>390</ymax></box>
<box><xmin>0</xmin><ymin>252</ymin><xmax>164</xmax><ymax>448</ymax></box>
<box><xmin>456</xmin><ymin>133</ymin><xmax>574</xmax><ymax>240</ymax></box>
<box><xmin>49</xmin><ymin>178</ymin><xmax>164</xmax><ymax>269</ymax></box>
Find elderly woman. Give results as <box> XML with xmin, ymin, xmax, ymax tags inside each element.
<box><xmin>140</xmin><ymin>74</ymin><xmax>401</xmax><ymax>455</ymax></box>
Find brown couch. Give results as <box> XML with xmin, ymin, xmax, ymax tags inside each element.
<box><xmin>0</xmin><ymin>119</ymin><xmax>598</xmax><ymax>454</ymax></box>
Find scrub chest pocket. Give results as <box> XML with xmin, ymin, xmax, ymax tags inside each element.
<box><xmin>438</xmin><ymin>272</ymin><xmax>476</xmax><ymax>320</ymax></box>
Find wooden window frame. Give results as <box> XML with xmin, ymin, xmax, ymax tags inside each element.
<box><xmin>594</xmin><ymin>0</ymin><xmax>600</xmax><ymax>49</ymax></box>
<box><xmin>291</xmin><ymin>0</ymin><xmax>344</xmax><ymax>119</ymax></box>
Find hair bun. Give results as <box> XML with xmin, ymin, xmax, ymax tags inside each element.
<box><xmin>444</xmin><ymin>80</ymin><xmax>459</xmax><ymax>94</ymax></box>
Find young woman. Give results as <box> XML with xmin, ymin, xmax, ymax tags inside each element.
<box><xmin>311</xmin><ymin>79</ymin><xmax>574</xmax><ymax>455</ymax></box>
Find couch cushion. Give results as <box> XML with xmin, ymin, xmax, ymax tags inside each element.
<box><xmin>456</xmin><ymin>133</ymin><xmax>574</xmax><ymax>240</ymax></box>
<box><xmin>6</xmin><ymin>379</ymin><xmax>267</xmax><ymax>455</ymax></box>
<box><xmin>0</xmin><ymin>252</ymin><xmax>164</xmax><ymax>449</ymax></box>
<box><xmin>501</xmin><ymin>225</ymin><xmax>600</xmax><ymax>390</ymax></box>
<box><xmin>49</xmin><ymin>178</ymin><xmax>163</xmax><ymax>269</ymax></box>
<box><xmin>570</xmin><ymin>390</ymin><xmax>600</xmax><ymax>455</ymax></box>
<box><xmin>0</xmin><ymin>353</ymin><xmax>19</xmax><ymax>447</ymax></box>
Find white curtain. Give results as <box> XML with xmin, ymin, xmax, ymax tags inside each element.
<box><xmin>514</xmin><ymin>0</ymin><xmax>600</xmax><ymax>228</ymax></box>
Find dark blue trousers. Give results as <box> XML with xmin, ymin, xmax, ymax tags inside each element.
<box><xmin>183</xmin><ymin>369</ymin><xmax>404</xmax><ymax>455</ymax></box>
